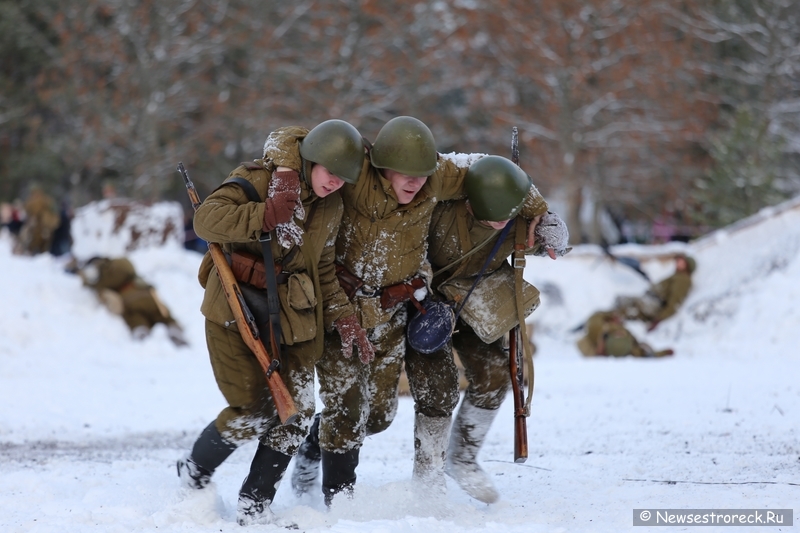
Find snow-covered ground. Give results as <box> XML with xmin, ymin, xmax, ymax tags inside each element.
<box><xmin>1</xmin><ymin>198</ymin><xmax>799</xmax><ymax>532</ymax></box>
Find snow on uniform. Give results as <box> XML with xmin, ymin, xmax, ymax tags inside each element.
<box><xmin>265</xmin><ymin>131</ymin><xmax>477</xmax><ymax>453</ymax></box>
<box><xmin>194</xmin><ymin>157</ymin><xmax>354</xmax><ymax>453</ymax></box>
<box><xmin>422</xmin><ymin>195</ymin><xmax>548</xmax><ymax>411</ymax></box>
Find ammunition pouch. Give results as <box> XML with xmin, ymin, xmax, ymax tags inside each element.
<box><xmin>438</xmin><ymin>261</ymin><xmax>540</xmax><ymax>344</ymax></box>
<box><xmin>239</xmin><ymin>271</ymin><xmax>317</xmax><ymax>346</ymax></box>
<box><xmin>230</xmin><ymin>251</ymin><xmax>288</xmax><ymax>289</ymax></box>
<box><xmin>335</xmin><ymin>264</ymin><xmax>364</xmax><ymax>300</ymax></box>
<box><xmin>379</xmin><ymin>277</ymin><xmax>426</xmax><ymax>311</ymax></box>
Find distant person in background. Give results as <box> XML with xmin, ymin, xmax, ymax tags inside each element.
<box><xmin>9</xmin><ymin>200</ymin><xmax>25</xmax><ymax>236</ymax></box>
<box><xmin>102</xmin><ymin>181</ymin><xmax>118</xmax><ymax>199</ymax></box>
<box><xmin>0</xmin><ymin>202</ymin><xmax>17</xmax><ymax>234</ymax></box>
<box><xmin>49</xmin><ymin>200</ymin><xmax>74</xmax><ymax>257</ymax></box>
<box><xmin>577</xmin><ymin>310</ymin><xmax>673</xmax><ymax>358</ymax></box>
<box><xmin>183</xmin><ymin>212</ymin><xmax>208</xmax><ymax>254</ymax></box>
<box><xmin>651</xmin><ymin>210</ymin><xmax>676</xmax><ymax>243</ymax></box>
<box><xmin>16</xmin><ymin>186</ymin><xmax>60</xmax><ymax>255</ymax></box>
<box><xmin>77</xmin><ymin>256</ymin><xmax>188</xmax><ymax>346</ymax></box>
<box><xmin>613</xmin><ymin>254</ymin><xmax>696</xmax><ymax>331</ymax></box>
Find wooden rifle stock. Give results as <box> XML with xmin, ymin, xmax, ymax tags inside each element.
<box><xmin>509</xmin><ymin>126</ymin><xmax>528</xmax><ymax>462</ymax></box>
<box><xmin>509</xmin><ymin>326</ymin><xmax>528</xmax><ymax>463</ymax></box>
<box><xmin>177</xmin><ymin>162</ymin><xmax>299</xmax><ymax>426</ymax></box>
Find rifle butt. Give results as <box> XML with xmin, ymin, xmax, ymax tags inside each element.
<box><xmin>267</xmin><ymin>373</ymin><xmax>300</xmax><ymax>425</ymax></box>
<box><xmin>509</xmin><ymin>325</ymin><xmax>528</xmax><ymax>462</ymax></box>
<box><xmin>514</xmin><ymin>414</ymin><xmax>528</xmax><ymax>463</ymax></box>
<box><xmin>208</xmin><ymin>241</ymin><xmax>300</xmax><ymax>425</ymax></box>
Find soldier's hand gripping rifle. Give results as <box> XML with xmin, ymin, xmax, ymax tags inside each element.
<box><xmin>509</xmin><ymin>126</ymin><xmax>530</xmax><ymax>463</ymax></box>
<box><xmin>178</xmin><ymin>162</ymin><xmax>299</xmax><ymax>426</ymax></box>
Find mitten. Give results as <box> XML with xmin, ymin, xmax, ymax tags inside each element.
<box><xmin>271</xmin><ymin>169</ymin><xmax>300</xmax><ymax>194</ymax></box>
<box><xmin>334</xmin><ymin>313</ymin><xmax>376</xmax><ymax>364</ymax></box>
<box><xmin>533</xmin><ymin>211</ymin><xmax>571</xmax><ymax>258</ymax></box>
<box><xmin>262</xmin><ymin>189</ymin><xmax>299</xmax><ymax>232</ymax></box>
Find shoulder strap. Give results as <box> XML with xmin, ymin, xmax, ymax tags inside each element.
<box><xmin>224</xmin><ymin>176</ymin><xmax>262</xmax><ymax>202</ymax></box>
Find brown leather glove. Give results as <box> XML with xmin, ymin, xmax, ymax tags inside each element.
<box><xmin>334</xmin><ymin>313</ymin><xmax>376</xmax><ymax>364</ymax></box>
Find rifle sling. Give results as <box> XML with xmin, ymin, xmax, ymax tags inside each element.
<box><xmin>512</xmin><ymin>219</ymin><xmax>534</xmax><ymax>417</ymax></box>
<box><xmin>432</xmin><ymin>229</ymin><xmax>499</xmax><ymax>279</ymax></box>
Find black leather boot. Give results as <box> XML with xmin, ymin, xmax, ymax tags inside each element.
<box><xmin>177</xmin><ymin>421</ymin><xmax>238</xmax><ymax>489</ymax></box>
<box><xmin>321</xmin><ymin>448</ymin><xmax>359</xmax><ymax>507</ymax></box>
<box><xmin>237</xmin><ymin>442</ymin><xmax>293</xmax><ymax>526</ymax></box>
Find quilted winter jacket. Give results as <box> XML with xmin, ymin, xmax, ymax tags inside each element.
<box><xmin>193</xmin><ymin>158</ymin><xmax>354</xmax><ymax>355</ymax></box>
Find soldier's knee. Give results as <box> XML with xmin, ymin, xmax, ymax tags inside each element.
<box><xmin>466</xmin><ymin>389</ymin><xmax>506</xmax><ymax>411</ymax></box>
<box><xmin>365</xmin><ymin>404</ymin><xmax>398</xmax><ymax>435</ymax></box>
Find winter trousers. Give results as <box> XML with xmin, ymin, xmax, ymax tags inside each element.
<box><xmin>204</xmin><ymin>319</ymin><xmax>317</xmax><ymax>455</ymax></box>
<box><xmin>316</xmin><ymin>305</ymin><xmax>407</xmax><ymax>452</ymax></box>
<box><xmin>451</xmin><ymin>321</ymin><xmax>511</xmax><ymax>410</ymax></box>
<box><xmin>404</xmin><ymin>325</ymin><xmax>460</xmax><ymax>418</ymax></box>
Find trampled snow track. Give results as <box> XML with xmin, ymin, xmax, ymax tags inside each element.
<box><xmin>0</xmin><ymin>432</ymin><xmax>195</xmax><ymax>463</ymax></box>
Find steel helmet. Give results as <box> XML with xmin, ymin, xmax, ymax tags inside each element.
<box><xmin>370</xmin><ymin>116</ymin><xmax>438</xmax><ymax>177</ymax></box>
<box><xmin>299</xmin><ymin>119</ymin><xmax>365</xmax><ymax>184</ymax></box>
<box><xmin>465</xmin><ymin>155</ymin><xmax>532</xmax><ymax>221</ymax></box>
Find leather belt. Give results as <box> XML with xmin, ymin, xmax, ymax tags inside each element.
<box><xmin>356</xmin><ymin>286</ymin><xmax>382</xmax><ymax>298</ymax></box>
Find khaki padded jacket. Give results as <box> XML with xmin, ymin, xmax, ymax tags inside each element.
<box><xmin>427</xmin><ymin>195</ymin><xmax>548</xmax><ymax>280</ymax></box>
<box><xmin>194</xmin><ymin>158</ymin><xmax>354</xmax><ymax>354</ymax></box>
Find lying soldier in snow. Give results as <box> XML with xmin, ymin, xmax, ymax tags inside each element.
<box><xmin>76</xmin><ymin>256</ymin><xmax>187</xmax><ymax>346</ymax></box>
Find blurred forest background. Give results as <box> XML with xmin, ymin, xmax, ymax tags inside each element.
<box><xmin>1</xmin><ymin>0</ymin><xmax>799</xmax><ymax>244</ymax></box>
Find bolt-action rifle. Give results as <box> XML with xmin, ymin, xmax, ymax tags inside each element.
<box><xmin>178</xmin><ymin>162</ymin><xmax>298</xmax><ymax>426</ymax></box>
<box><xmin>509</xmin><ymin>126</ymin><xmax>529</xmax><ymax>463</ymax></box>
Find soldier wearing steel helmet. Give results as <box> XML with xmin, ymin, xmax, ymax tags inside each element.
<box><xmin>177</xmin><ymin>119</ymin><xmax>372</xmax><ymax>526</ymax></box>
<box><xmin>410</xmin><ymin>156</ymin><xmax>568</xmax><ymax>503</ymax></box>
<box><xmin>264</xmin><ymin>117</ymin><xmax>550</xmax><ymax>503</ymax></box>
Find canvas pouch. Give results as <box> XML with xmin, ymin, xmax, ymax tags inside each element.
<box><xmin>438</xmin><ymin>261</ymin><xmax>540</xmax><ymax>344</ymax></box>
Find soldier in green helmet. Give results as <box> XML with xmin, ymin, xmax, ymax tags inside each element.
<box><xmin>408</xmin><ymin>155</ymin><xmax>568</xmax><ymax>503</ymax></box>
<box><xmin>177</xmin><ymin>119</ymin><xmax>373</xmax><ymax>526</ymax></box>
<box><xmin>264</xmin><ymin>117</ymin><xmax>549</xmax><ymax>504</ymax></box>
<box><xmin>613</xmin><ymin>253</ymin><xmax>696</xmax><ymax>331</ymax></box>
